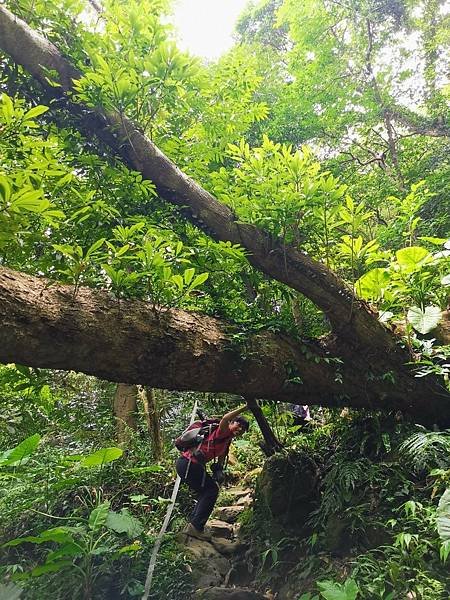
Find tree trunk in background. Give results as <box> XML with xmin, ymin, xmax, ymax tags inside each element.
<box><xmin>113</xmin><ymin>384</ymin><xmax>138</xmax><ymax>445</ymax></box>
<box><xmin>139</xmin><ymin>387</ymin><xmax>163</xmax><ymax>460</ymax></box>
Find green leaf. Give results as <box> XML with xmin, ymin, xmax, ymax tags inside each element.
<box><xmin>42</xmin><ymin>209</ymin><xmax>65</xmax><ymax>221</ymax></box>
<box><xmin>396</xmin><ymin>246</ymin><xmax>432</xmax><ymax>271</ymax></box>
<box><xmin>4</xmin><ymin>527</ymin><xmax>76</xmax><ymax>548</ymax></box>
<box><xmin>10</xmin><ymin>189</ymin><xmax>45</xmax><ymax>213</ymax></box>
<box><xmin>418</xmin><ymin>236</ymin><xmax>448</xmax><ymax>245</ymax></box>
<box><xmin>46</xmin><ymin>542</ymin><xmax>83</xmax><ymax>561</ymax></box>
<box><xmin>190</xmin><ymin>272</ymin><xmax>209</xmax><ymax>289</ymax></box>
<box><xmin>106</xmin><ymin>509</ymin><xmax>144</xmax><ymax>537</ymax></box>
<box><xmin>38</xmin><ymin>527</ymin><xmax>78</xmax><ymax>543</ymax></box>
<box><xmin>3</xmin><ymin>536</ymin><xmax>44</xmax><ymax>547</ymax></box>
<box><xmin>1</xmin><ymin>92</ymin><xmax>14</xmax><ymax>122</ymax></box>
<box><xmin>440</xmin><ymin>539</ymin><xmax>450</xmax><ymax>562</ymax></box>
<box><xmin>126</xmin><ymin>465</ymin><xmax>164</xmax><ymax>474</ymax></box>
<box><xmin>317</xmin><ymin>578</ymin><xmax>359</xmax><ymax>600</ymax></box>
<box><xmin>130</xmin><ymin>494</ymin><xmax>148</xmax><ymax>503</ymax></box>
<box><xmin>89</xmin><ymin>502</ymin><xmax>110</xmax><ymax>531</ymax></box>
<box><xmin>81</xmin><ymin>447</ymin><xmax>123</xmax><ymax>467</ymax></box>
<box><xmin>0</xmin><ymin>174</ymin><xmax>11</xmax><ymax>203</ymax></box>
<box><xmin>0</xmin><ymin>434</ymin><xmax>40</xmax><ymax>466</ymax></box>
<box><xmin>437</xmin><ymin>489</ymin><xmax>450</xmax><ymax>542</ymax></box>
<box><xmin>93</xmin><ymin>53</ymin><xmax>111</xmax><ymax>74</ymax></box>
<box><xmin>23</xmin><ymin>105</ymin><xmax>49</xmax><ymax>121</ymax></box>
<box><xmin>53</xmin><ymin>244</ymin><xmax>78</xmax><ymax>258</ymax></box>
<box><xmin>31</xmin><ymin>560</ymin><xmax>72</xmax><ymax>576</ymax></box>
<box><xmin>171</xmin><ymin>274</ymin><xmax>184</xmax><ymax>291</ymax></box>
<box><xmin>85</xmin><ymin>238</ymin><xmax>106</xmax><ymax>258</ymax></box>
<box><xmin>118</xmin><ymin>542</ymin><xmax>141</xmax><ymax>555</ymax></box>
<box><xmin>356</xmin><ymin>268</ymin><xmax>390</xmax><ymax>300</ymax></box>
<box><xmin>183</xmin><ymin>267</ymin><xmax>195</xmax><ymax>285</ymax></box>
<box><xmin>407</xmin><ymin>305</ymin><xmax>441</xmax><ymax>334</ymax></box>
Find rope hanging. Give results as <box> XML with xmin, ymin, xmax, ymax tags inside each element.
<box><xmin>141</xmin><ymin>399</ymin><xmax>198</xmax><ymax>600</ymax></box>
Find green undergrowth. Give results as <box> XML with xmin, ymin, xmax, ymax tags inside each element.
<box><xmin>0</xmin><ymin>437</ymin><xmax>194</xmax><ymax>599</ymax></box>
<box><xmin>0</xmin><ymin>376</ymin><xmax>196</xmax><ymax>599</ymax></box>
<box><xmin>2</xmin><ymin>377</ymin><xmax>450</xmax><ymax>600</ymax></box>
<box><xmin>239</xmin><ymin>412</ymin><xmax>450</xmax><ymax>599</ymax></box>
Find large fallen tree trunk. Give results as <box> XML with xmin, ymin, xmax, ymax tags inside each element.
<box><xmin>1</xmin><ymin>7</ymin><xmax>449</xmax><ymax>425</ymax></box>
<box><xmin>1</xmin><ymin>267</ymin><xmax>449</xmax><ymax>426</ymax></box>
<box><xmin>0</xmin><ymin>5</ymin><xmax>408</xmax><ymax>366</ymax></box>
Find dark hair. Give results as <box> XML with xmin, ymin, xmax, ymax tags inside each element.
<box><xmin>233</xmin><ymin>416</ymin><xmax>250</xmax><ymax>432</ymax></box>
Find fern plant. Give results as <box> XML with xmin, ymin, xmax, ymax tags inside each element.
<box><xmin>316</xmin><ymin>456</ymin><xmax>372</xmax><ymax>523</ymax></box>
<box><xmin>399</xmin><ymin>429</ymin><xmax>450</xmax><ymax>474</ymax></box>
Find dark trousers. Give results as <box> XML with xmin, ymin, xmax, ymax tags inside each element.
<box><xmin>176</xmin><ymin>456</ymin><xmax>219</xmax><ymax>531</ymax></box>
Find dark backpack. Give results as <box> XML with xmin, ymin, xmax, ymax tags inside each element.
<box><xmin>174</xmin><ymin>419</ymin><xmax>220</xmax><ymax>452</ymax></box>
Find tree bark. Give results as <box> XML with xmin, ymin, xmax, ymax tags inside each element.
<box><xmin>246</xmin><ymin>398</ymin><xmax>284</xmax><ymax>456</ymax></box>
<box><xmin>113</xmin><ymin>383</ymin><xmax>137</xmax><ymax>444</ymax></box>
<box><xmin>139</xmin><ymin>387</ymin><xmax>163</xmax><ymax>460</ymax></box>
<box><xmin>0</xmin><ymin>266</ymin><xmax>449</xmax><ymax>426</ymax></box>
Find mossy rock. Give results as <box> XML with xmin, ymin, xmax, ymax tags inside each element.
<box><xmin>256</xmin><ymin>450</ymin><xmax>319</xmax><ymax>530</ymax></box>
<box><xmin>323</xmin><ymin>513</ymin><xmax>350</xmax><ymax>554</ymax></box>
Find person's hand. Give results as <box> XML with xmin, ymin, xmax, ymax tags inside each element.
<box><xmin>211</xmin><ymin>463</ymin><xmax>225</xmax><ymax>484</ymax></box>
<box><xmin>212</xmin><ymin>468</ymin><xmax>225</xmax><ymax>484</ymax></box>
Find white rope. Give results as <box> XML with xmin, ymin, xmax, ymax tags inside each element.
<box><xmin>141</xmin><ymin>399</ymin><xmax>198</xmax><ymax>600</ymax></box>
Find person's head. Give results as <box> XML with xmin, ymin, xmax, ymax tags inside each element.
<box><xmin>229</xmin><ymin>416</ymin><xmax>249</xmax><ymax>437</ymax></box>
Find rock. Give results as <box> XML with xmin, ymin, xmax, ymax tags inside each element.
<box><xmin>196</xmin><ymin>586</ymin><xmax>268</xmax><ymax>599</ymax></box>
<box><xmin>183</xmin><ymin>536</ymin><xmax>231</xmax><ymax>587</ymax></box>
<box><xmin>208</xmin><ymin>518</ymin><xmax>234</xmax><ymax>539</ymax></box>
<box><xmin>192</xmin><ymin>562</ymin><xmax>224</xmax><ymax>588</ymax></box>
<box><xmin>431</xmin><ymin>309</ymin><xmax>450</xmax><ymax>345</ymax></box>
<box><xmin>236</xmin><ymin>493</ymin><xmax>252</xmax><ymax>507</ymax></box>
<box><xmin>233</xmin><ymin>522</ymin><xmax>243</xmax><ymax>539</ymax></box>
<box><xmin>226</xmin><ymin>558</ymin><xmax>254</xmax><ymax>588</ymax></box>
<box><xmin>278</xmin><ymin>581</ymin><xmax>305</xmax><ymax>600</ymax></box>
<box><xmin>323</xmin><ymin>513</ymin><xmax>349</xmax><ymax>554</ymax></box>
<box><xmin>211</xmin><ymin>537</ymin><xmax>244</xmax><ymax>556</ymax></box>
<box><xmin>214</xmin><ymin>505</ymin><xmax>245</xmax><ymax>523</ymax></box>
<box><xmin>226</xmin><ymin>487</ymin><xmax>253</xmax><ymax>499</ymax></box>
<box><xmin>184</xmin><ymin>537</ymin><xmax>230</xmax><ymax>573</ymax></box>
<box><xmin>243</xmin><ymin>467</ymin><xmax>262</xmax><ymax>483</ymax></box>
<box><xmin>257</xmin><ymin>449</ymin><xmax>319</xmax><ymax>531</ymax></box>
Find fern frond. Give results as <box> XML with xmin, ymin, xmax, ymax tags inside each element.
<box><xmin>399</xmin><ymin>429</ymin><xmax>450</xmax><ymax>473</ymax></box>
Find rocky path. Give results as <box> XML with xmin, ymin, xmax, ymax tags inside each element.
<box><xmin>177</xmin><ymin>487</ymin><xmax>271</xmax><ymax>600</ymax></box>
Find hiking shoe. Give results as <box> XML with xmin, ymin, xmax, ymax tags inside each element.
<box><xmin>182</xmin><ymin>523</ymin><xmax>212</xmax><ymax>541</ymax></box>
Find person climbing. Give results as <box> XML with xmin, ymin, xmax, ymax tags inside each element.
<box><xmin>176</xmin><ymin>403</ymin><xmax>250</xmax><ymax>540</ymax></box>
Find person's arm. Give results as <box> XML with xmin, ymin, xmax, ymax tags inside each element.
<box><xmin>218</xmin><ymin>404</ymin><xmax>247</xmax><ymax>433</ymax></box>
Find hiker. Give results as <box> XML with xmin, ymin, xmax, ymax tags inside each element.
<box><xmin>176</xmin><ymin>404</ymin><xmax>250</xmax><ymax>540</ymax></box>
<box><xmin>290</xmin><ymin>404</ymin><xmax>311</xmax><ymax>427</ymax></box>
